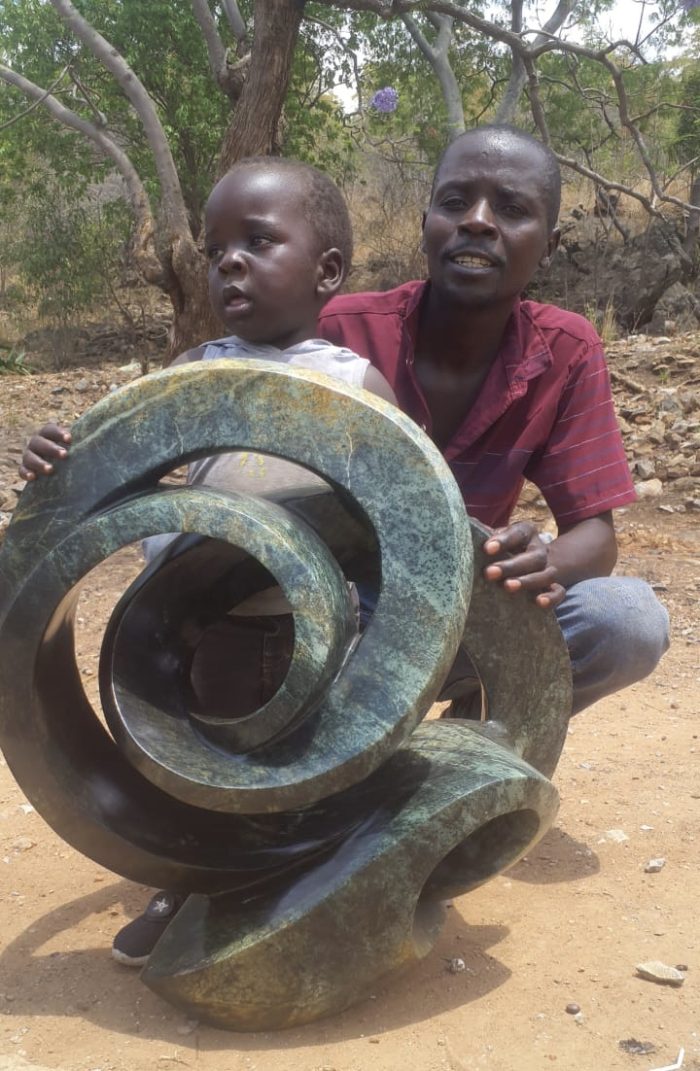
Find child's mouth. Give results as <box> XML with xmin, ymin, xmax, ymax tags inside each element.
<box><xmin>222</xmin><ymin>286</ymin><xmax>252</xmax><ymax>312</ymax></box>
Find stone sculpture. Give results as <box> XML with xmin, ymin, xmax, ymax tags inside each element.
<box><xmin>0</xmin><ymin>360</ymin><xmax>571</xmax><ymax>1030</ymax></box>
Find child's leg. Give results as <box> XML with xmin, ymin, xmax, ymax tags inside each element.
<box><xmin>189</xmin><ymin>614</ymin><xmax>295</xmax><ymax>718</ymax></box>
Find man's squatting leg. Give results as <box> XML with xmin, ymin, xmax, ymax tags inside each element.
<box><xmin>555</xmin><ymin>575</ymin><xmax>670</xmax><ymax>715</ymax></box>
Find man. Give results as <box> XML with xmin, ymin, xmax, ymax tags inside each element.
<box><xmin>319</xmin><ymin>124</ymin><xmax>669</xmax><ymax>714</ymax></box>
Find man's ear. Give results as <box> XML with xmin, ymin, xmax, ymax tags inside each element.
<box><xmin>316</xmin><ymin>248</ymin><xmax>344</xmax><ymax>298</ymax></box>
<box><xmin>540</xmin><ymin>227</ymin><xmax>561</xmax><ymax>268</ymax></box>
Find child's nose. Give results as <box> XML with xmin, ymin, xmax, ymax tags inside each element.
<box><xmin>219</xmin><ymin>247</ymin><xmax>247</xmax><ymax>273</ymax></box>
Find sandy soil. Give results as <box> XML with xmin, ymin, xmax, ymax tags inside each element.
<box><xmin>0</xmin><ymin>366</ymin><xmax>698</xmax><ymax>1071</ymax></box>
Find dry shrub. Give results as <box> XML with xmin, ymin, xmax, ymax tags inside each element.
<box><xmin>345</xmin><ymin>152</ymin><xmax>431</xmax><ymax>292</ymax></box>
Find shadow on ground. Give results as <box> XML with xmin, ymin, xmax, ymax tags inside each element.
<box><xmin>508</xmin><ymin>826</ymin><xmax>600</xmax><ymax>885</ymax></box>
<box><xmin>0</xmin><ymin>879</ymin><xmax>512</xmax><ymax>1050</ymax></box>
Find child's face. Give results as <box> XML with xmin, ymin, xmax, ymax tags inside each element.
<box><xmin>205</xmin><ymin>168</ymin><xmax>341</xmax><ymax>349</ymax></box>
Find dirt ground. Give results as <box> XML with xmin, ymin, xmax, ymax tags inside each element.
<box><xmin>0</xmin><ymin>363</ymin><xmax>698</xmax><ymax>1071</ymax></box>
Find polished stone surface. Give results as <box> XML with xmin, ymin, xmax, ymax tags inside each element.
<box><xmin>0</xmin><ymin>360</ymin><xmax>571</xmax><ymax>1029</ymax></box>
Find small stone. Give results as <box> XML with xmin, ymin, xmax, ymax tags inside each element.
<box><xmin>446</xmin><ymin>957</ymin><xmax>466</xmax><ymax>973</ymax></box>
<box><xmin>176</xmin><ymin>1018</ymin><xmax>199</xmax><ymax>1035</ymax></box>
<box><xmin>565</xmin><ymin>1002</ymin><xmax>581</xmax><ymax>1015</ymax></box>
<box><xmin>603</xmin><ymin>828</ymin><xmax>629</xmax><ymax>843</ymax></box>
<box><xmin>635</xmin><ymin>459</ymin><xmax>656</xmax><ymax>479</ymax></box>
<box><xmin>368</xmin><ymin>1038</ymin><xmax>380</xmax><ymax>1044</ymax></box>
<box><xmin>675</xmin><ymin>963</ymin><xmax>689</xmax><ymax>972</ymax></box>
<box><xmin>18</xmin><ymin>803</ymin><xmax>34</xmax><ymax>815</ymax></box>
<box><xmin>75</xmin><ymin>378</ymin><xmax>89</xmax><ymax>392</ymax></box>
<box><xmin>657</xmin><ymin>504</ymin><xmax>675</xmax><ymax>514</ymax></box>
<box><xmin>619</xmin><ymin>1038</ymin><xmax>656</xmax><ymax>1056</ymax></box>
<box><xmin>573</xmin><ymin>1012</ymin><xmax>585</xmax><ymax>1025</ymax></box>
<box><xmin>635</xmin><ymin>961</ymin><xmax>685</xmax><ymax>986</ymax></box>
<box><xmin>644</xmin><ymin>858</ymin><xmax>666</xmax><ymax>873</ymax></box>
<box><xmin>635</xmin><ymin>478</ymin><xmax>664</xmax><ymax>498</ymax></box>
<box><xmin>11</xmin><ymin>836</ymin><xmax>35</xmax><ymax>852</ymax></box>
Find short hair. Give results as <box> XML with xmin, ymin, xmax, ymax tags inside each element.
<box><xmin>224</xmin><ymin>157</ymin><xmax>353</xmax><ymax>280</ymax></box>
<box><xmin>430</xmin><ymin>124</ymin><xmax>562</xmax><ymax>231</ymax></box>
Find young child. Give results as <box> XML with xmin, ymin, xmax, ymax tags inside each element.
<box><xmin>20</xmin><ymin>156</ymin><xmax>396</xmax><ymax>964</ymax></box>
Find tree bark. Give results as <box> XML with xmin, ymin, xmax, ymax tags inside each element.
<box><xmin>217</xmin><ymin>0</ymin><xmax>305</xmax><ymax>174</ymax></box>
<box><xmin>682</xmin><ymin>173</ymin><xmax>700</xmax><ymax>269</ymax></box>
<box><xmin>401</xmin><ymin>14</ymin><xmax>465</xmax><ymax>140</ymax></box>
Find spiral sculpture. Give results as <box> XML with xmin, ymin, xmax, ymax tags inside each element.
<box><xmin>0</xmin><ymin>361</ymin><xmax>571</xmax><ymax>1030</ymax></box>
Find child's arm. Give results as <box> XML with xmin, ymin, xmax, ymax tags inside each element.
<box><xmin>362</xmin><ymin>366</ymin><xmax>397</xmax><ymax>406</ymax></box>
<box><xmin>19</xmin><ymin>424</ymin><xmax>72</xmax><ymax>481</ymax></box>
<box><xmin>18</xmin><ymin>346</ymin><xmax>207</xmax><ymax>483</ymax></box>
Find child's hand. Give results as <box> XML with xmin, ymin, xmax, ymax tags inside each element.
<box><xmin>19</xmin><ymin>424</ymin><xmax>72</xmax><ymax>481</ymax></box>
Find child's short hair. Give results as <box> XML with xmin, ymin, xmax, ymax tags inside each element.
<box><xmin>225</xmin><ymin>157</ymin><xmax>353</xmax><ymax>281</ymax></box>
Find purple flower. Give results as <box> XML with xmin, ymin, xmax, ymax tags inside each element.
<box><xmin>370</xmin><ymin>87</ymin><xmax>399</xmax><ymax>113</ymax></box>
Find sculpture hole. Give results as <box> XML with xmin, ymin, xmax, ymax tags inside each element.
<box><xmin>189</xmin><ymin>612</ymin><xmax>295</xmax><ymax>720</ymax></box>
<box><xmin>68</xmin><ymin>542</ymin><xmax>149</xmax><ymax>726</ymax></box>
<box><xmin>421</xmin><ymin>809</ymin><xmax>541</xmax><ymax>900</ymax></box>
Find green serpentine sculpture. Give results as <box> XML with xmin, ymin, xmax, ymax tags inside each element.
<box><xmin>0</xmin><ymin>360</ymin><xmax>571</xmax><ymax>1030</ymax></box>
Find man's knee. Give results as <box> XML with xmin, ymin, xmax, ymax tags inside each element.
<box><xmin>557</xmin><ymin>576</ymin><xmax>669</xmax><ymax>704</ymax></box>
<box><xmin>570</xmin><ymin>575</ymin><xmax>667</xmax><ymax>652</ymax></box>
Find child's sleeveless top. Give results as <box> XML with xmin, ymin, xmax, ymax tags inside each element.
<box><xmin>189</xmin><ymin>335</ymin><xmax>369</xmax><ymax>497</ymax></box>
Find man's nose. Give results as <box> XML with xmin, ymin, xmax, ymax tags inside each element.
<box><xmin>459</xmin><ymin>198</ymin><xmax>497</xmax><ymax>233</ymax></box>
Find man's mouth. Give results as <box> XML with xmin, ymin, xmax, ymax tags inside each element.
<box><xmin>450</xmin><ymin>251</ymin><xmax>499</xmax><ymax>269</ymax></box>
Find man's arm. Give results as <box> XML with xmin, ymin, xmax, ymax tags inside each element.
<box><xmin>483</xmin><ymin>511</ymin><xmax>617</xmax><ymax>609</ymax></box>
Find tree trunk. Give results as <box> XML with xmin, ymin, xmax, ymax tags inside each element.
<box><xmin>682</xmin><ymin>173</ymin><xmax>700</xmax><ymax>271</ymax></box>
<box><xmin>162</xmin><ymin>0</ymin><xmax>304</xmax><ymax>358</ymax></box>
<box><xmin>160</xmin><ymin>0</ymin><xmax>304</xmax><ymax>358</ymax></box>
<box><xmin>217</xmin><ymin>0</ymin><xmax>305</xmax><ymax>174</ymax></box>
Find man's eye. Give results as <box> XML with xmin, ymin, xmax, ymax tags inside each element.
<box><xmin>441</xmin><ymin>197</ymin><xmax>465</xmax><ymax>210</ymax></box>
<box><xmin>501</xmin><ymin>203</ymin><xmax>526</xmax><ymax>218</ymax></box>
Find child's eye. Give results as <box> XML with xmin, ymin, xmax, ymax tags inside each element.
<box><xmin>249</xmin><ymin>234</ymin><xmax>274</xmax><ymax>248</ymax></box>
<box><xmin>206</xmin><ymin>245</ymin><xmax>222</xmax><ymax>262</ymax></box>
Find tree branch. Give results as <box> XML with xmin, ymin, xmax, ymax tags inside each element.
<box><xmin>220</xmin><ymin>0</ymin><xmax>247</xmax><ymax>43</ymax></box>
<box><xmin>49</xmin><ymin>0</ymin><xmax>191</xmax><ymax>241</ymax></box>
<box><xmin>0</xmin><ymin>65</ymin><xmax>70</xmax><ymax>132</ymax></box>
<box><xmin>303</xmin><ymin>14</ymin><xmax>365</xmax><ymax>111</ymax></box>
<box><xmin>495</xmin><ymin>0</ymin><xmax>577</xmax><ymax>123</ymax></box>
<box><xmin>190</xmin><ymin>0</ymin><xmax>228</xmax><ymax>84</ymax></box>
<box><xmin>401</xmin><ymin>13</ymin><xmax>464</xmax><ymax>138</ymax></box>
<box><xmin>0</xmin><ymin>62</ymin><xmax>164</xmax><ymax>283</ymax></box>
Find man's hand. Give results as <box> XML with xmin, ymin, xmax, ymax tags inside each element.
<box><xmin>19</xmin><ymin>423</ymin><xmax>72</xmax><ymax>480</ymax></box>
<box><xmin>483</xmin><ymin>520</ymin><xmax>565</xmax><ymax>610</ymax></box>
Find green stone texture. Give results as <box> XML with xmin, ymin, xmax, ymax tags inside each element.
<box><xmin>0</xmin><ymin>360</ymin><xmax>571</xmax><ymax>1030</ymax></box>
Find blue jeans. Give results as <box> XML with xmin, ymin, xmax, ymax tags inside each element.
<box><xmin>360</xmin><ymin>576</ymin><xmax>670</xmax><ymax>717</ymax></box>
<box><xmin>555</xmin><ymin>576</ymin><xmax>669</xmax><ymax>715</ymax></box>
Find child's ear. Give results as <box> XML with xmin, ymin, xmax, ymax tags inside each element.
<box><xmin>316</xmin><ymin>248</ymin><xmax>344</xmax><ymax>298</ymax></box>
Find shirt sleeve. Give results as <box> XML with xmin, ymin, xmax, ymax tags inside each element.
<box><xmin>524</xmin><ymin>345</ymin><xmax>636</xmax><ymax>526</ymax></box>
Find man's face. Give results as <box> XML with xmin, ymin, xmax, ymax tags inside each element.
<box><xmin>205</xmin><ymin>169</ymin><xmax>328</xmax><ymax>349</ymax></box>
<box><xmin>422</xmin><ymin>131</ymin><xmax>559</xmax><ymax>312</ymax></box>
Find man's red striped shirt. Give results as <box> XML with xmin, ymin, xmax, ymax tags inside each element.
<box><xmin>318</xmin><ymin>280</ymin><xmax>636</xmax><ymax>529</ymax></box>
